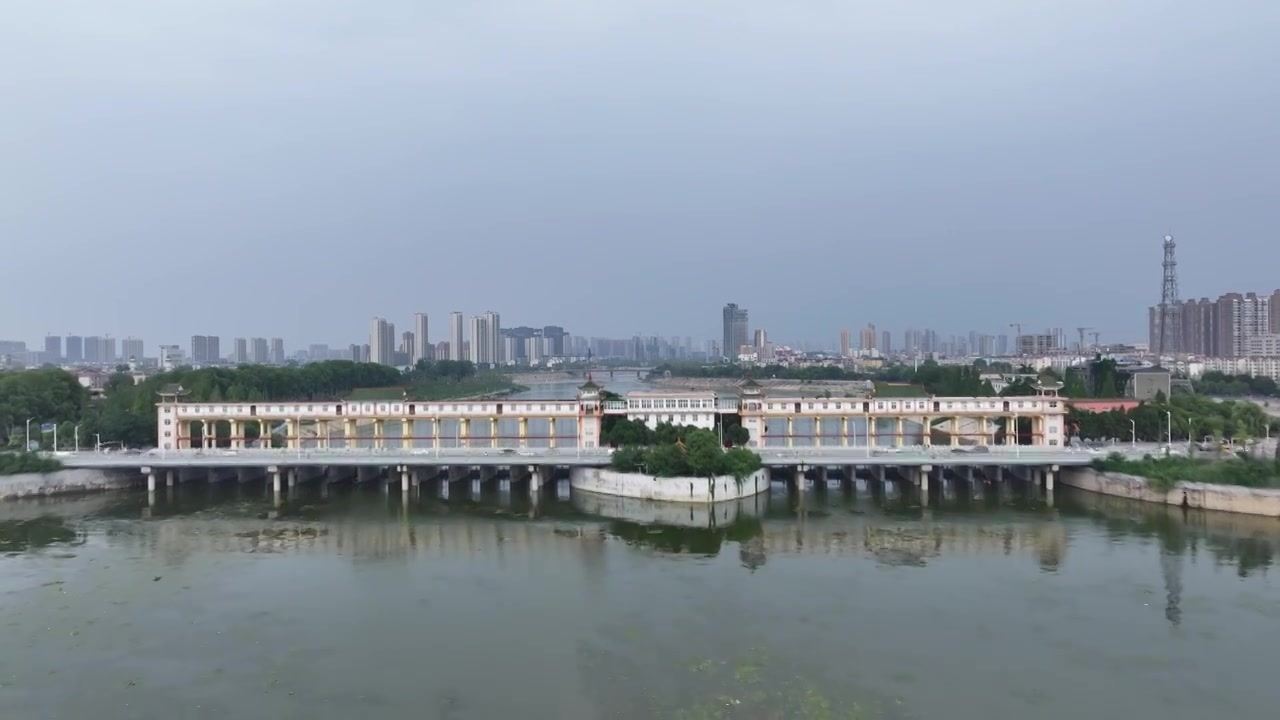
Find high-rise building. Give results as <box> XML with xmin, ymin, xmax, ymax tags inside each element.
<box><xmin>44</xmin><ymin>335</ymin><xmax>62</xmax><ymax>362</ymax></box>
<box><xmin>1211</xmin><ymin>292</ymin><xmax>1270</xmax><ymax>358</ymax></box>
<box><xmin>435</xmin><ymin>341</ymin><xmax>450</xmax><ymax>361</ymax></box>
<box><xmin>839</xmin><ymin>329</ymin><xmax>851</xmax><ymax>357</ymax></box>
<box><xmin>449</xmin><ymin>312</ymin><xmax>464</xmax><ymax>361</ymax></box>
<box><xmin>190</xmin><ymin>335</ymin><xmax>220</xmax><ymax>366</ymax></box>
<box><xmin>903</xmin><ymin>329</ymin><xmax>921</xmax><ymax>355</ymax></box>
<box><xmin>121</xmin><ymin>337</ymin><xmax>143</xmax><ymax>362</ymax></box>
<box><xmin>233</xmin><ymin>338</ymin><xmax>249</xmax><ymax>364</ymax></box>
<box><xmin>251</xmin><ymin>337</ymin><xmax>269</xmax><ymax>364</ymax></box>
<box><xmin>466</xmin><ymin>311</ymin><xmax>502</xmax><ymax>366</ymax></box>
<box><xmin>349</xmin><ymin>344</ymin><xmax>361</xmax><ymax>361</ymax></box>
<box><xmin>859</xmin><ymin>324</ymin><xmax>877</xmax><ymax>351</ymax></box>
<box><xmin>65</xmin><ymin>335</ymin><xmax>83</xmax><ymax>364</ymax></box>
<box><xmin>1018</xmin><ymin>334</ymin><xmax>1058</xmax><ymax>355</ymax></box>
<box><xmin>270</xmin><ymin>338</ymin><xmax>285</xmax><ymax>364</ymax></box>
<box><xmin>400</xmin><ymin>331</ymin><xmax>415</xmax><ymax>364</ymax></box>
<box><xmin>413</xmin><ymin>313</ymin><xmax>429</xmax><ymax>365</ymax></box>
<box><xmin>542</xmin><ymin>325</ymin><xmax>567</xmax><ymax>356</ymax></box>
<box><xmin>369</xmin><ymin>318</ymin><xmax>396</xmax><ymax>365</ymax></box>
<box><xmin>881</xmin><ymin>330</ymin><xmax>892</xmax><ymax>354</ymax></box>
<box><xmin>159</xmin><ymin>345</ymin><xmax>183</xmax><ymax>371</ymax></box>
<box><xmin>308</xmin><ymin>344</ymin><xmax>330</xmax><ymax>362</ymax></box>
<box><xmin>1272</xmin><ymin>290</ymin><xmax>1280</xmax><ymax>340</ymax></box>
<box><xmin>103</xmin><ymin>336</ymin><xmax>117</xmax><ymax>364</ymax></box>
<box><xmin>721</xmin><ymin>303</ymin><xmax>748</xmax><ymax>360</ymax></box>
<box><xmin>84</xmin><ymin>336</ymin><xmax>103</xmax><ymax>364</ymax></box>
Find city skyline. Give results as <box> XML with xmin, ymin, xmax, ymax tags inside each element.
<box><xmin>4</xmin><ymin>3</ymin><xmax>1277</xmax><ymax>345</ymax></box>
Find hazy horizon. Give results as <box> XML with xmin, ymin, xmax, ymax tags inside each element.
<box><xmin>3</xmin><ymin>0</ymin><xmax>1277</xmax><ymax>349</ymax></box>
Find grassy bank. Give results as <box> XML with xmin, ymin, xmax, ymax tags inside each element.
<box><xmin>1092</xmin><ymin>452</ymin><xmax>1280</xmax><ymax>491</ymax></box>
<box><xmin>0</xmin><ymin>452</ymin><xmax>63</xmax><ymax>476</ymax></box>
<box><xmin>348</xmin><ymin>375</ymin><xmax>527</xmax><ymax>402</ymax></box>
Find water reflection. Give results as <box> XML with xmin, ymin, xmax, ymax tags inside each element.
<box><xmin>0</xmin><ymin>515</ymin><xmax>84</xmax><ymax>553</ymax></box>
<box><xmin>4</xmin><ymin>484</ymin><xmax>1280</xmax><ymax>720</ymax></box>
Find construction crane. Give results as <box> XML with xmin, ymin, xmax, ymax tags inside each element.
<box><xmin>1009</xmin><ymin>323</ymin><xmax>1022</xmax><ymax>356</ymax></box>
<box><xmin>1076</xmin><ymin>327</ymin><xmax>1093</xmax><ymax>354</ymax></box>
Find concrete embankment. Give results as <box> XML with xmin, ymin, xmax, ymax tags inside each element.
<box><xmin>570</xmin><ymin>467</ymin><xmax>769</xmax><ymax>503</ymax></box>
<box><xmin>0</xmin><ymin>469</ymin><xmax>138</xmax><ymax>500</ymax></box>
<box><xmin>1062</xmin><ymin>466</ymin><xmax>1280</xmax><ymax>518</ymax></box>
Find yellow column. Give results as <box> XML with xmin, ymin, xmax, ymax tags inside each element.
<box><xmin>894</xmin><ymin>417</ymin><xmax>904</xmax><ymax>447</ymax></box>
<box><xmin>490</xmin><ymin>417</ymin><xmax>498</xmax><ymax>449</ymax></box>
<box><xmin>288</xmin><ymin>419</ymin><xmax>299</xmax><ymax>450</ymax></box>
<box><xmin>868</xmin><ymin>416</ymin><xmax>877</xmax><ymax>448</ymax></box>
<box><xmin>460</xmin><ymin>417</ymin><xmax>471</xmax><ymax>449</ymax></box>
<box><xmin>814</xmin><ymin>417</ymin><xmax>822</xmax><ymax>447</ymax></box>
<box><xmin>950</xmin><ymin>418</ymin><xmax>960</xmax><ymax>446</ymax></box>
<box><xmin>978</xmin><ymin>417</ymin><xmax>988</xmax><ymax>446</ymax></box>
<box><xmin>402</xmin><ymin>418</ymin><xmax>412</xmax><ymax>449</ymax></box>
<box><xmin>548</xmin><ymin>417</ymin><xmax>557</xmax><ymax>449</ymax></box>
<box><xmin>344</xmin><ymin>419</ymin><xmax>356</xmax><ymax>449</ymax></box>
<box><xmin>318</xmin><ymin>420</ymin><xmax>328</xmax><ymax>449</ymax></box>
<box><xmin>786</xmin><ymin>417</ymin><xmax>794</xmax><ymax>448</ymax></box>
<box><xmin>203</xmin><ymin>420</ymin><xmax>213</xmax><ymax>449</ymax></box>
<box><xmin>519</xmin><ymin>417</ymin><xmax>528</xmax><ymax>448</ymax></box>
<box><xmin>373</xmin><ymin>419</ymin><xmax>384</xmax><ymax>450</ymax></box>
<box><xmin>432</xmin><ymin>418</ymin><xmax>440</xmax><ymax>450</ymax></box>
<box><xmin>922</xmin><ymin>417</ymin><xmax>932</xmax><ymax>447</ymax></box>
<box><xmin>840</xmin><ymin>416</ymin><xmax>848</xmax><ymax>447</ymax></box>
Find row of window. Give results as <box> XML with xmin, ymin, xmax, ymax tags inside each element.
<box><xmin>167</xmin><ymin>402</ymin><xmax>575</xmax><ymax>416</ymax></box>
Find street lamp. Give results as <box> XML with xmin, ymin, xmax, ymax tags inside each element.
<box><xmin>1129</xmin><ymin>419</ymin><xmax>1136</xmax><ymax>449</ymax></box>
<box><xmin>93</xmin><ymin>433</ymin><xmax>101</xmax><ymax>453</ymax></box>
<box><xmin>1166</xmin><ymin>411</ymin><xmax>1173</xmax><ymax>454</ymax></box>
<box><xmin>74</xmin><ymin>424</ymin><xmax>80</xmax><ymax>453</ymax></box>
<box><xmin>24</xmin><ymin>418</ymin><xmax>33</xmax><ymax>452</ymax></box>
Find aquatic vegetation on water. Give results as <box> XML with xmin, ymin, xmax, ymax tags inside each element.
<box><xmin>665</xmin><ymin>651</ymin><xmax>877</xmax><ymax>720</ymax></box>
<box><xmin>0</xmin><ymin>516</ymin><xmax>82</xmax><ymax>552</ymax></box>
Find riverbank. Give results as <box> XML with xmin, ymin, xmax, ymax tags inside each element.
<box><xmin>0</xmin><ymin>469</ymin><xmax>137</xmax><ymax>500</ymax></box>
<box><xmin>570</xmin><ymin>467</ymin><xmax>769</xmax><ymax>503</ymax></box>
<box><xmin>1062</xmin><ymin>466</ymin><xmax>1280</xmax><ymax>517</ymax></box>
<box><xmin>646</xmin><ymin>376</ymin><xmax>874</xmax><ymax>397</ymax></box>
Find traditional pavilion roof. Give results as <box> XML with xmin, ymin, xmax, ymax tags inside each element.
<box><xmin>156</xmin><ymin>383</ymin><xmax>188</xmax><ymax>397</ymax></box>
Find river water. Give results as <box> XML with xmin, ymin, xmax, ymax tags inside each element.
<box><xmin>510</xmin><ymin>375</ymin><xmax>650</xmax><ymax>399</ymax></box>
<box><xmin>2</xmin><ymin>479</ymin><xmax>1278</xmax><ymax>720</ymax></box>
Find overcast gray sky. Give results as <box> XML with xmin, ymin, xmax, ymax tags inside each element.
<box><xmin>2</xmin><ymin>0</ymin><xmax>1277</xmax><ymax>349</ymax></box>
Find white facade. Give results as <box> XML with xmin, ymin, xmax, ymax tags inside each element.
<box><xmin>618</xmin><ymin>391</ymin><xmax>722</xmax><ymax>430</ymax></box>
<box><xmin>571</xmin><ymin>468</ymin><xmax>769</xmax><ymax>503</ymax></box>
<box><xmin>1200</xmin><ymin>357</ymin><xmax>1280</xmax><ymax>381</ymax></box>
<box><xmin>1243</xmin><ymin>334</ymin><xmax>1280</xmax><ymax>357</ymax></box>
<box><xmin>369</xmin><ymin>318</ymin><xmax>395</xmax><ymax>365</ymax></box>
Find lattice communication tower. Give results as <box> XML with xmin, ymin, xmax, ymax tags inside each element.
<box><xmin>1158</xmin><ymin>234</ymin><xmax>1181</xmax><ymax>357</ymax></box>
